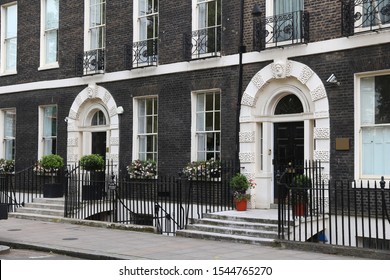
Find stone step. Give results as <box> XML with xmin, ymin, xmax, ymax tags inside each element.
<box><xmin>32</xmin><ymin>197</ymin><xmax>65</xmax><ymax>205</ymax></box>
<box><xmin>23</xmin><ymin>202</ymin><xmax>64</xmax><ymax>211</ymax></box>
<box><xmin>194</xmin><ymin>217</ymin><xmax>279</xmax><ymax>232</ymax></box>
<box><xmin>176</xmin><ymin>229</ymin><xmax>275</xmax><ymax>246</ymax></box>
<box><xmin>15</xmin><ymin>207</ymin><xmax>64</xmax><ymax>217</ymax></box>
<box><xmin>203</xmin><ymin>212</ymin><xmax>280</xmax><ymax>225</ymax></box>
<box><xmin>185</xmin><ymin>223</ymin><xmax>279</xmax><ymax>239</ymax></box>
<box><xmin>8</xmin><ymin>212</ymin><xmax>65</xmax><ymax>222</ymax></box>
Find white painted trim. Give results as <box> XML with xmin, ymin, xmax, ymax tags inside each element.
<box><xmin>1</xmin><ymin>30</ymin><xmax>390</xmax><ymax>95</ymax></box>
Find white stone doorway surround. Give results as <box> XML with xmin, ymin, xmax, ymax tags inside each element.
<box><xmin>239</xmin><ymin>59</ymin><xmax>330</xmax><ymax>209</ymax></box>
<box><xmin>66</xmin><ymin>84</ymin><xmax>121</xmax><ymax>171</ymax></box>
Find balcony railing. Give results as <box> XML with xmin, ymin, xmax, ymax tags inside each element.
<box><xmin>342</xmin><ymin>0</ymin><xmax>390</xmax><ymax>36</ymax></box>
<box><xmin>130</xmin><ymin>38</ymin><xmax>158</xmax><ymax>69</ymax></box>
<box><xmin>75</xmin><ymin>49</ymin><xmax>105</xmax><ymax>76</ymax></box>
<box><xmin>254</xmin><ymin>11</ymin><xmax>309</xmax><ymax>51</ymax></box>
<box><xmin>184</xmin><ymin>26</ymin><xmax>221</xmax><ymax>60</ymax></box>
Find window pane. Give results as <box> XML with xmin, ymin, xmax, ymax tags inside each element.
<box><xmin>4</xmin><ymin>111</ymin><xmax>16</xmax><ymax>137</ymax></box>
<box><xmin>196</xmin><ymin>112</ymin><xmax>205</xmax><ymax>131</ymax></box>
<box><xmin>146</xmin><ymin>116</ymin><xmax>153</xmax><ymax>133</ymax></box>
<box><xmin>5</xmin><ymin>38</ymin><xmax>17</xmax><ymax>71</ymax></box>
<box><xmin>4</xmin><ymin>139</ymin><xmax>15</xmax><ymax>160</ymax></box>
<box><xmin>205</xmin><ymin>94</ymin><xmax>214</xmax><ymax>111</ymax></box>
<box><xmin>205</xmin><ymin>112</ymin><xmax>213</xmax><ymax>131</ymax></box>
<box><xmin>375</xmin><ymin>75</ymin><xmax>390</xmax><ymax>124</ymax></box>
<box><xmin>215</xmin><ymin>112</ymin><xmax>220</xmax><ymax>130</ymax></box>
<box><xmin>46</xmin><ymin>30</ymin><xmax>58</xmax><ymax>64</ymax></box>
<box><xmin>46</xmin><ymin>0</ymin><xmax>59</xmax><ymax>30</ymax></box>
<box><xmin>361</xmin><ymin>77</ymin><xmax>375</xmax><ymax>125</ymax></box>
<box><xmin>6</xmin><ymin>5</ymin><xmax>17</xmax><ymax>38</ymax></box>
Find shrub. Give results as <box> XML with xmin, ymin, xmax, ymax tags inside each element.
<box><xmin>80</xmin><ymin>154</ymin><xmax>105</xmax><ymax>171</ymax></box>
<box><xmin>40</xmin><ymin>154</ymin><xmax>64</xmax><ymax>171</ymax></box>
<box><xmin>0</xmin><ymin>159</ymin><xmax>15</xmax><ymax>174</ymax></box>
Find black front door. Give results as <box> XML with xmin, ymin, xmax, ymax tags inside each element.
<box><xmin>92</xmin><ymin>132</ymin><xmax>106</xmax><ymax>161</ymax></box>
<box><xmin>273</xmin><ymin>121</ymin><xmax>304</xmax><ymax>201</ymax></box>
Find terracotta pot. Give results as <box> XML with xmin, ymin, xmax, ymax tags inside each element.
<box><xmin>293</xmin><ymin>203</ymin><xmax>305</xmax><ymax>217</ymax></box>
<box><xmin>235</xmin><ymin>199</ymin><xmax>247</xmax><ymax>211</ymax></box>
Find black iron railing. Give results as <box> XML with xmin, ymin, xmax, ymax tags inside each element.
<box><xmin>184</xmin><ymin>26</ymin><xmax>221</xmax><ymax>60</ymax></box>
<box><xmin>342</xmin><ymin>0</ymin><xmax>390</xmax><ymax>36</ymax></box>
<box><xmin>130</xmin><ymin>38</ymin><xmax>158</xmax><ymax>69</ymax></box>
<box><xmin>277</xmin><ymin>161</ymin><xmax>390</xmax><ymax>251</ymax></box>
<box><xmin>75</xmin><ymin>49</ymin><xmax>105</xmax><ymax>76</ymax></box>
<box><xmin>254</xmin><ymin>10</ymin><xmax>309</xmax><ymax>50</ymax></box>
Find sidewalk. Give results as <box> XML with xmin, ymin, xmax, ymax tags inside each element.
<box><xmin>0</xmin><ymin>217</ymin><xmax>380</xmax><ymax>260</ymax></box>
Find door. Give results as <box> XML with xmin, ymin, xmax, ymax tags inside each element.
<box><xmin>92</xmin><ymin>132</ymin><xmax>106</xmax><ymax>161</ymax></box>
<box><xmin>273</xmin><ymin>121</ymin><xmax>304</xmax><ymax>202</ymax></box>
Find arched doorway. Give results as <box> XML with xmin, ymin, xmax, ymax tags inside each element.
<box><xmin>66</xmin><ymin>84</ymin><xmax>121</xmax><ymax>171</ymax></box>
<box><xmin>239</xmin><ymin>59</ymin><xmax>330</xmax><ymax>209</ymax></box>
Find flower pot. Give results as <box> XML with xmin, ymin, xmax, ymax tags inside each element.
<box><xmin>0</xmin><ymin>203</ymin><xmax>8</xmax><ymax>220</ymax></box>
<box><xmin>82</xmin><ymin>185</ymin><xmax>104</xmax><ymax>200</ymax></box>
<box><xmin>43</xmin><ymin>183</ymin><xmax>64</xmax><ymax>198</ymax></box>
<box><xmin>235</xmin><ymin>199</ymin><xmax>248</xmax><ymax>211</ymax></box>
<box><xmin>293</xmin><ymin>202</ymin><xmax>306</xmax><ymax>217</ymax></box>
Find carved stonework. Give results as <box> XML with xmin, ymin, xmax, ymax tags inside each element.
<box><xmin>251</xmin><ymin>73</ymin><xmax>266</xmax><ymax>90</ymax></box>
<box><xmin>109</xmin><ymin>106</ymin><xmax>117</xmax><ymax>117</ymax></box>
<box><xmin>311</xmin><ymin>85</ymin><xmax>327</xmax><ymax>102</ymax></box>
<box><xmin>271</xmin><ymin>62</ymin><xmax>286</xmax><ymax>79</ymax></box>
<box><xmin>110</xmin><ymin>137</ymin><xmax>120</xmax><ymax>146</ymax></box>
<box><xmin>285</xmin><ymin>60</ymin><xmax>293</xmax><ymax>77</ymax></box>
<box><xmin>76</xmin><ymin>95</ymin><xmax>83</xmax><ymax>106</ymax></box>
<box><xmin>314</xmin><ymin>128</ymin><xmax>330</xmax><ymax>139</ymax></box>
<box><xmin>242</xmin><ymin>172</ymin><xmax>255</xmax><ymax>180</ymax></box>
<box><xmin>69</xmin><ymin>109</ymin><xmax>79</xmax><ymax>120</ymax></box>
<box><xmin>314</xmin><ymin>111</ymin><xmax>329</xmax><ymax>118</ymax></box>
<box><xmin>103</xmin><ymin>91</ymin><xmax>111</xmax><ymax>104</ymax></box>
<box><xmin>107</xmin><ymin>154</ymin><xmax>119</xmax><ymax>161</ymax></box>
<box><xmin>314</xmin><ymin>151</ymin><xmax>330</xmax><ymax>162</ymax></box>
<box><xmin>67</xmin><ymin>154</ymin><xmax>78</xmax><ymax>162</ymax></box>
<box><xmin>241</xmin><ymin>92</ymin><xmax>255</xmax><ymax>107</ymax></box>
<box><xmin>239</xmin><ymin>131</ymin><xmax>255</xmax><ymax>143</ymax></box>
<box><xmin>298</xmin><ymin>66</ymin><xmax>313</xmax><ymax>84</ymax></box>
<box><xmin>87</xmin><ymin>86</ymin><xmax>98</xmax><ymax>99</ymax></box>
<box><xmin>239</xmin><ymin>152</ymin><xmax>255</xmax><ymax>163</ymax></box>
<box><xmin>67</xmin><ymin>137</ymin><xmax>78</xmax><ymax>147</ymax></box>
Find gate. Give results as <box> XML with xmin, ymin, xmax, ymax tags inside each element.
<box><xmin>277</xmin><ymin>160</ymin><xmax>390</xmax><ymax>251</ymax></box>
<box><xmin>64</xmin><ymin>160</ymin><xmax>236</xmax><ymax>235</ymax></box>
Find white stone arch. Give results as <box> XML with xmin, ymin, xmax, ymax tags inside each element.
<box><xmin>239</xmin><ymin>59</ymin><xmax>330</xmax><ymax>209</ymax></box>
<box><xmin>66</xmin><ymin>84</ymin><xmax>121</xmax><ymax>169</ymax></box>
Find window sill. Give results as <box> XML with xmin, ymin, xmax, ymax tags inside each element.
<box><xmin>38</xmin><ymin>63</ymin><xmax>59</xmax><ymax>71</ymax></box>
<box><xmin>0</xmin><ymin>71</ymin><xmax>17</xmax><ymax>77</ymax></box>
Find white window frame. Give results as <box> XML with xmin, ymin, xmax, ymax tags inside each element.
<box><xmin>132</xmin><ymin>0</ymin><xmax>159</xmax><ymax>66</ymax></box>
<box><xmin>354</xmin><ymin>0</ymin><xmax>390</xmax><ymax>33</ymax></box>
<box><xmin>132</xmin><ymin>96</ymin><xmax>158</xmax><ymax>162</ymax></box>
<box><xmin>84</xmin><ymin>0</ymin><xmax>106</xmax><ymax>52</ymax></box>
<box><xmin>0</xmin><ymin>2</ymin><xmax>17</xmax><ymax>75</ymax></box>
<box><xmin>38</xmin><ymin>105</ymin><xmax>58</xmax><ymax>158</ymax></box>
<box><xmin>264</xmin><ymin>0</ymin><xmax>305</xmax><ymax>48</ymax></box>
<box><xmin>0</xmin><ymin>108</ymin><xmax>16</xmax><ymax>160</ymax></box>
<box><xmin>191</xmin><ymin>0</ymin><xmax>221</xmax><ymax>58</ymax></box>
<box><xmin>355</xmin><ymin>71</ymin><xmax>390</xmax><ymax>180</ymax></box>
<box><xmin>39</xmin><ymin>0</ymin><xmax>59</xmax><ymax>70</ymax></box>
<box><xmin>191</xmin><ymin>89</ymin><xmax>221</xmax><ymax>162</ymax></box>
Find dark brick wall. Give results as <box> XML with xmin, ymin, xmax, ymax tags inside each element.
<box><xmin>101</xmin><ymin>67</ymin><xmax>239</xmax><ymax>176</ymax></box>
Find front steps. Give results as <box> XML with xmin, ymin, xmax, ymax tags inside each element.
<box><xmin>9</xmin><ymin>197</ymin><xmax>65</xmax><ymax>221</ymax></box>
<box><xmin>176</xmin><ymin>212</ymin><xmax>282</xmax><ymax>246</ymax></box>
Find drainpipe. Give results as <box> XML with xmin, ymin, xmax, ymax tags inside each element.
<box><xmin>236</xmin><ymin>0</ymin><xmax>246</xmax><ymax>171</ymax></box>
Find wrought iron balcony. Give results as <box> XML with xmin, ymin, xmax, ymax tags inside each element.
<box><xmin>129</xmin><ymin>38</ymin><xmax>158</xmax><ymax>69</ymax></box>
<box><xmin>184</xmin><ymin>26</ymin><xmax>221</xmax><ymax>60</ymax></box>
<box><xmin>75</xmin><ymin>49</ymin><xmax>105</xmax><ymax>76</ymax></box>
<box><xmin>342</xmin><ymin>0</ymin><xmax>390</xmax><ymax>36</ymax></box>
<box><xmin>253</xmin><ymin>11</ymin><xmax>309</xmax><ymax>51</ymax></box>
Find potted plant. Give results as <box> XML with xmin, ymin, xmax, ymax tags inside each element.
<box><xmin>127</xmin><ymin>159</ymin><xmax>157</xmax><ymax>179</ymax></box>
<box><xmin>79</xmin><ymin>154</ymin><xmax>105</xmax><ymax>200</ymax></box>
<box><xmin>182</xmin><ymin>158</ymin><xmax>221</xmax><ymax>180</ymax></box>
<box><xmin>39</xmin><ymin>154</ymin><xmax>64</xmax><ymax>198</ymax></box>
<box><xmin>0</xmin><ymin>159</ymin><xmax>13</xmax><ymax>219</ymax></box>
<box><xmin>230</xmin><ymin>173</ymin><xmax>256</xmax><ymax>211</ymax></box>
<box><xmin>291</xmin><ymin>174</ymin><xmax>311</xmax><ymax>217</ymax></box>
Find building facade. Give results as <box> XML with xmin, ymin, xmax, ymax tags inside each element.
<box><xmin>0</xmin><ymin>0</ymin><xmax>389</xmax><ymax>209</ymax></box>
